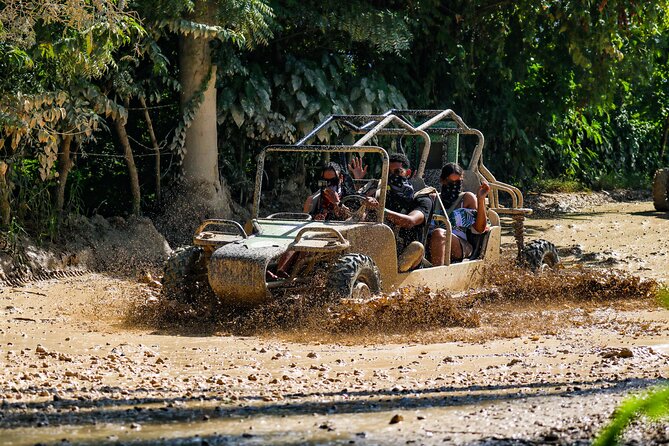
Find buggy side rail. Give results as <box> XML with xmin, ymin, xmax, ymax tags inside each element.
<box><xmin>195</xmin><ymin>219</ymin><xmax>248</xmax><ymax>238</ymax></box>
<box><xmin>478</xmin><ymin>163</ymin><xmax>531</xmax><ymax>214</ymax></box>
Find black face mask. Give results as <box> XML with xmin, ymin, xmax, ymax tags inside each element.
<box><xmin>386</xmin><ymin>173</ymin><xmax>414</xmax><ymax>211</ymax></box>
<box><xmin>441</xmin><ymin>180</ymin><xmax>463</xmax><ymax>208</ymax></box>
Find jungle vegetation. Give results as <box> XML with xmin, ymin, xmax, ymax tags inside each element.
<box><xmin>1</xmin><ymin>0</ymin><xmax>668</xmax><ymax>239</ymax></box>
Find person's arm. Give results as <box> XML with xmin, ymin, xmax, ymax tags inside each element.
<box><xmin>303</xmin><ymin>195</ymin><xmax>314</xmax><ymax>213</ymax></box>
<box><xmin>384</xmin><ymin>208</ymin><xmax>425</xmax><ymax>228</ymax></box>
<box><xmin>473</xmin><ymin>182</ymin><xmax>490</xmax><ymax>233</ymax></box>
<box><xmin>363</xmin><ymin>197</ymin><xmax>420</xmax><ymax>227</ymax></box>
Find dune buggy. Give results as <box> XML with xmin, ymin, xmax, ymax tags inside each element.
<box><xmin>162</xmin><ymin>109</ymin><xmax>559</xmax><ymax>305</ymax></box>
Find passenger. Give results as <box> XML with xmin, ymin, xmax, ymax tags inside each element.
<box><xmin>365</xmin><ymin>153</ymin><xmax>432</xmax><ymax>272</ymax></box>
<box><xmin>429</xmin><ymin>163</ymin><xmax>490</xmax><ymax>265</ymax></box>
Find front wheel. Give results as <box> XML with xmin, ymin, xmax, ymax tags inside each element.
<box><xmin>652</xmin><ymin>168</ymin><xmax>669</xmax><ymax>212</ymax></box>
<box><xmin>161</xmin><ymin>246</ymin><xmax>207</xmax><ymax>303</ymax></box>
<box><xmin>520</xmin><ymin>239</ymin><xmax>560</xmax><ymax>272</ymax></box>
<box><xmin>327</xmin><ymin>254</ymin><xmax>381</xmax><ymax>300</ymax></box>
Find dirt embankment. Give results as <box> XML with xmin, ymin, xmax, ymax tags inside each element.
<box><xmin>0</xmin><ymin>214</ymin><xmax>170</xmax><ymax>287</ymax></box>
<box><xmin>0</xmin><ymin>197</ymin><xmax>668</xmax><ymax>445</ymax></box>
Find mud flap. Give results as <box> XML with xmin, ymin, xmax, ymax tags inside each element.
<box><xmin>208</xmin><ymin>243</ymin><xmax>285</xmax><ymax>305</ymax></box>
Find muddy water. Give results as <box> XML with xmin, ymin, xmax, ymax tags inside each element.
<box><xmin>1</xmin><ymin>200</ymin><xmax>669</xmax><ymax>445</ymax></box>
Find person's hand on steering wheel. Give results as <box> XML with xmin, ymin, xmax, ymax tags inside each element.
<box><xmin>363</xmin><ymin>196</ymin><xmax>379</xmax><ymax>209</ymax></box>
<box><xmin>322</xmin><ymin>187</ymin><xmax>340</xmax><ymax>206</ymax></box>
<box><xmin>341</xmin><ymin>195</ymin><xmax>370</xmax><ymax>221</ymax></box>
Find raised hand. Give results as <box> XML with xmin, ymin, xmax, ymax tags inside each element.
<box><xmin>477</xmin><ymin>181</ymin><xmax>490</xmax><ymax>199</ymax></box>
<box><xmin>348</xmin><ymin>156</ymin><xmax>368</xmax><ymax>179</ymax></box>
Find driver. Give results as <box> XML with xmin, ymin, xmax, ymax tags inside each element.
<box><xmin>269</xmin><ymin>160</ymin><xmax>364</xmax><ymax>280</ymax></box>
<box><xmin>304</xmin><ymin>162</ymin><xmax>353</xmax><ymax>221</ymax></box>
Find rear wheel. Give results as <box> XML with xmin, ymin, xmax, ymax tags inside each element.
<box><xmin>327</xmin><ymin>254</ymin><xmax>381</xmax><ymax>300</ymax></box>
<box><xmin>652</xmin><ymin>168</ymin><xmax>669</xmax><ymax>211</ymax></box>
<box><xmin>161</xmin><ymin>246</ymin><xmax>207</xmax><ymax>303</ymax></box>
<box><xmin>520</xmin><ymin>239</ymin><xmax>560</xmax><ymax>272</ymax></box>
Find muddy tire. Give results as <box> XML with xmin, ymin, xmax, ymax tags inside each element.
<box><xmin>161</xmin><ymin>246</ymin><xmax>207</xmax><ymax>303</ymax></box>
<box><xmin>327</xmin><ymin>254</ymin><xmax>381</xmax><ymax>300</ymax></box>
<box><xmin>652</xmin><ymin>168</ymin><xmax>669</xmax><ymax>211</ymax></box>
<box><xmin>520</xmin><ymin>239</ymin><xmax>560</xmax><ymax>272</ymax></box>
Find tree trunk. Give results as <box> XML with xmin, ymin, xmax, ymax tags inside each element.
<box><xmin>140</xmin><ymin>96</ymin><xmax>161</xmax><ymax>203</ymax></box>
<box><xmin>179</xmin><ymin>0</ymin><xmax>220</xmax><ymax>193</ymax></box>
<box><xmin>114</xmin><ymin>107</ymin><xmax>141</xmax><ymax>216</ymax></box>
<box><xmin>55</xmin><ymin>134</ymin><xmax>73</xmax><ymax>217</ymax></box>
<box><xmin>661</xmin><ymin>113</ymin><xmax>669</xmax><ymax>163</ymax></box>
<box><xmin>0</xmin><ymin>161</ymin><xmax>11</xmax><ymax>228</ymax></box>
<box><xmin>157</xmin><ymin>0</ymin><xmax>232</xmax><ymax>246</ymax></box>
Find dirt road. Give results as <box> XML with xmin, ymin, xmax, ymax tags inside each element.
<box><xmin>1</xmin><ymin>199</ymin><xmax>668</xmax><ymax>445</ymax></box>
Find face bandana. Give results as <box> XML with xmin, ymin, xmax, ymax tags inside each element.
<box><xmin>386</xmin><ymin>174</ymin><xmax>415</xmax><ymax>211</ymax></box>
<box><xmin>441</xmin><ymin>179</ymin><xmax>463</xmax><ymax>209</ymax></box>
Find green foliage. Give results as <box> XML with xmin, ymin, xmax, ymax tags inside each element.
<box><xmin>658</xmin><ymin>288</ymin><xmax>669</xmax><ymax>309</ymax></box>
<box><xmin>210</xmin><ymin>0</ymin><xmax>414</xmax><ymax>203</ymax></box>
<box><xmin>269</xmin><ymin>0</ymin><xmax>412</xmax><ymax>55</ymax></box>
<box><xmin>593</xmin><ymin>285</ymin><xmax>669</xmax><ymax>446</ymax></box>
<box><xmin>593</xmin><ymin>385</ymin><xmax>669</xmax><ymax>446</ymax></box>
<box><xmin>0</xmin><ymin>0</ymin><xmax>131</xmax><ymax>49</ymax></box>
<box><xmin>215</xmin><ymin>50</ymin><xmax>407</xmax><ymax>202</ymax></box>
<box><xmin>591</xmin><ymin>171</ymin><xmax>650</xmax><ymax>191</ymax></box>
<box><xmin>377</xmin><ymin>0</ymin><xmax>669</xmax><ymax>185</ymax></box>
<box><xmin>140</xmin><ymin>0</ymin><xmax>274</xmax><ymax>47</ymax></box>
<box><xmin>217</xmin><ymin>53</ymin><xmax>407</xmax><ymax>143</ymax></box>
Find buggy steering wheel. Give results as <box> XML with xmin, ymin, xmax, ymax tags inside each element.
<box><xmin>341</xmin><ymin>195</ymin><xmax>369</xmax><ymax>222</ymax></box>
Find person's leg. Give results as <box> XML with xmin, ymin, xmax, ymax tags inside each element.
<box><xmin>450</xmin><ymin>234</ymin><xmax>464</xmax><ymax>261</ymax></box>
<box><xmin>398</xmin><ymin>241</ymin><xmax>425</xmax><ymax>272</ymax></box>
<box><xmin>429</xmin><ymin>228</ymin><xmax>447</xmax><ymax>266</ymax></box>
<box><xmin>275</xmin><ymin>251</ymin><xmax>297</xmax><ymax>278</ymax></box>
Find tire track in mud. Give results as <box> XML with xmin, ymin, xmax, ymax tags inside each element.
<box><xmin>0</xmin><ymin>268</ymin><xmax>90</xmax><ymax>287</ymax></box>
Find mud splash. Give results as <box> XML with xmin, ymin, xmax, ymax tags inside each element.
<box><xmin>126</xmin><ymin>264</ymin><xmax>659</xmax><ymax>343</ymax></box>
<box><xmin>481</xmin><ymin>263</ymin><xmax>658</xmax><ymax>304</ymax></box>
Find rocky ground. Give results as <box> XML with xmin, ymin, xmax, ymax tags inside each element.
<box><xmin>0</xmin><ymin>195</ymin><xmax>668</xmax><ymax>445</ymax></box>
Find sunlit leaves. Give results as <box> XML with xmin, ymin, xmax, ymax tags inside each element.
<box><xmin>0</xmin><ymin>0</ymin><xmax>128</xmax><ymax>49</ymax></box>
<box><xmin>593</xmin><ymin>386</ymin><xmax>669</xmax><ymax>446</ymax></box>
<box><xmin>140</xmin><ymin>0</ymin><xmax>273</xmax><ymax>49</ymax></box>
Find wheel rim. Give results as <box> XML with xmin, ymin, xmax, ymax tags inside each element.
<box><xmin>352</xmin><ymin>281</ymin><xmax>372</xmax><ymax>299</ymax></box>
<box><xmin>538</xmin><ymin>254</ymin><xmax>557</xmax><ymax>272</ymax></box>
